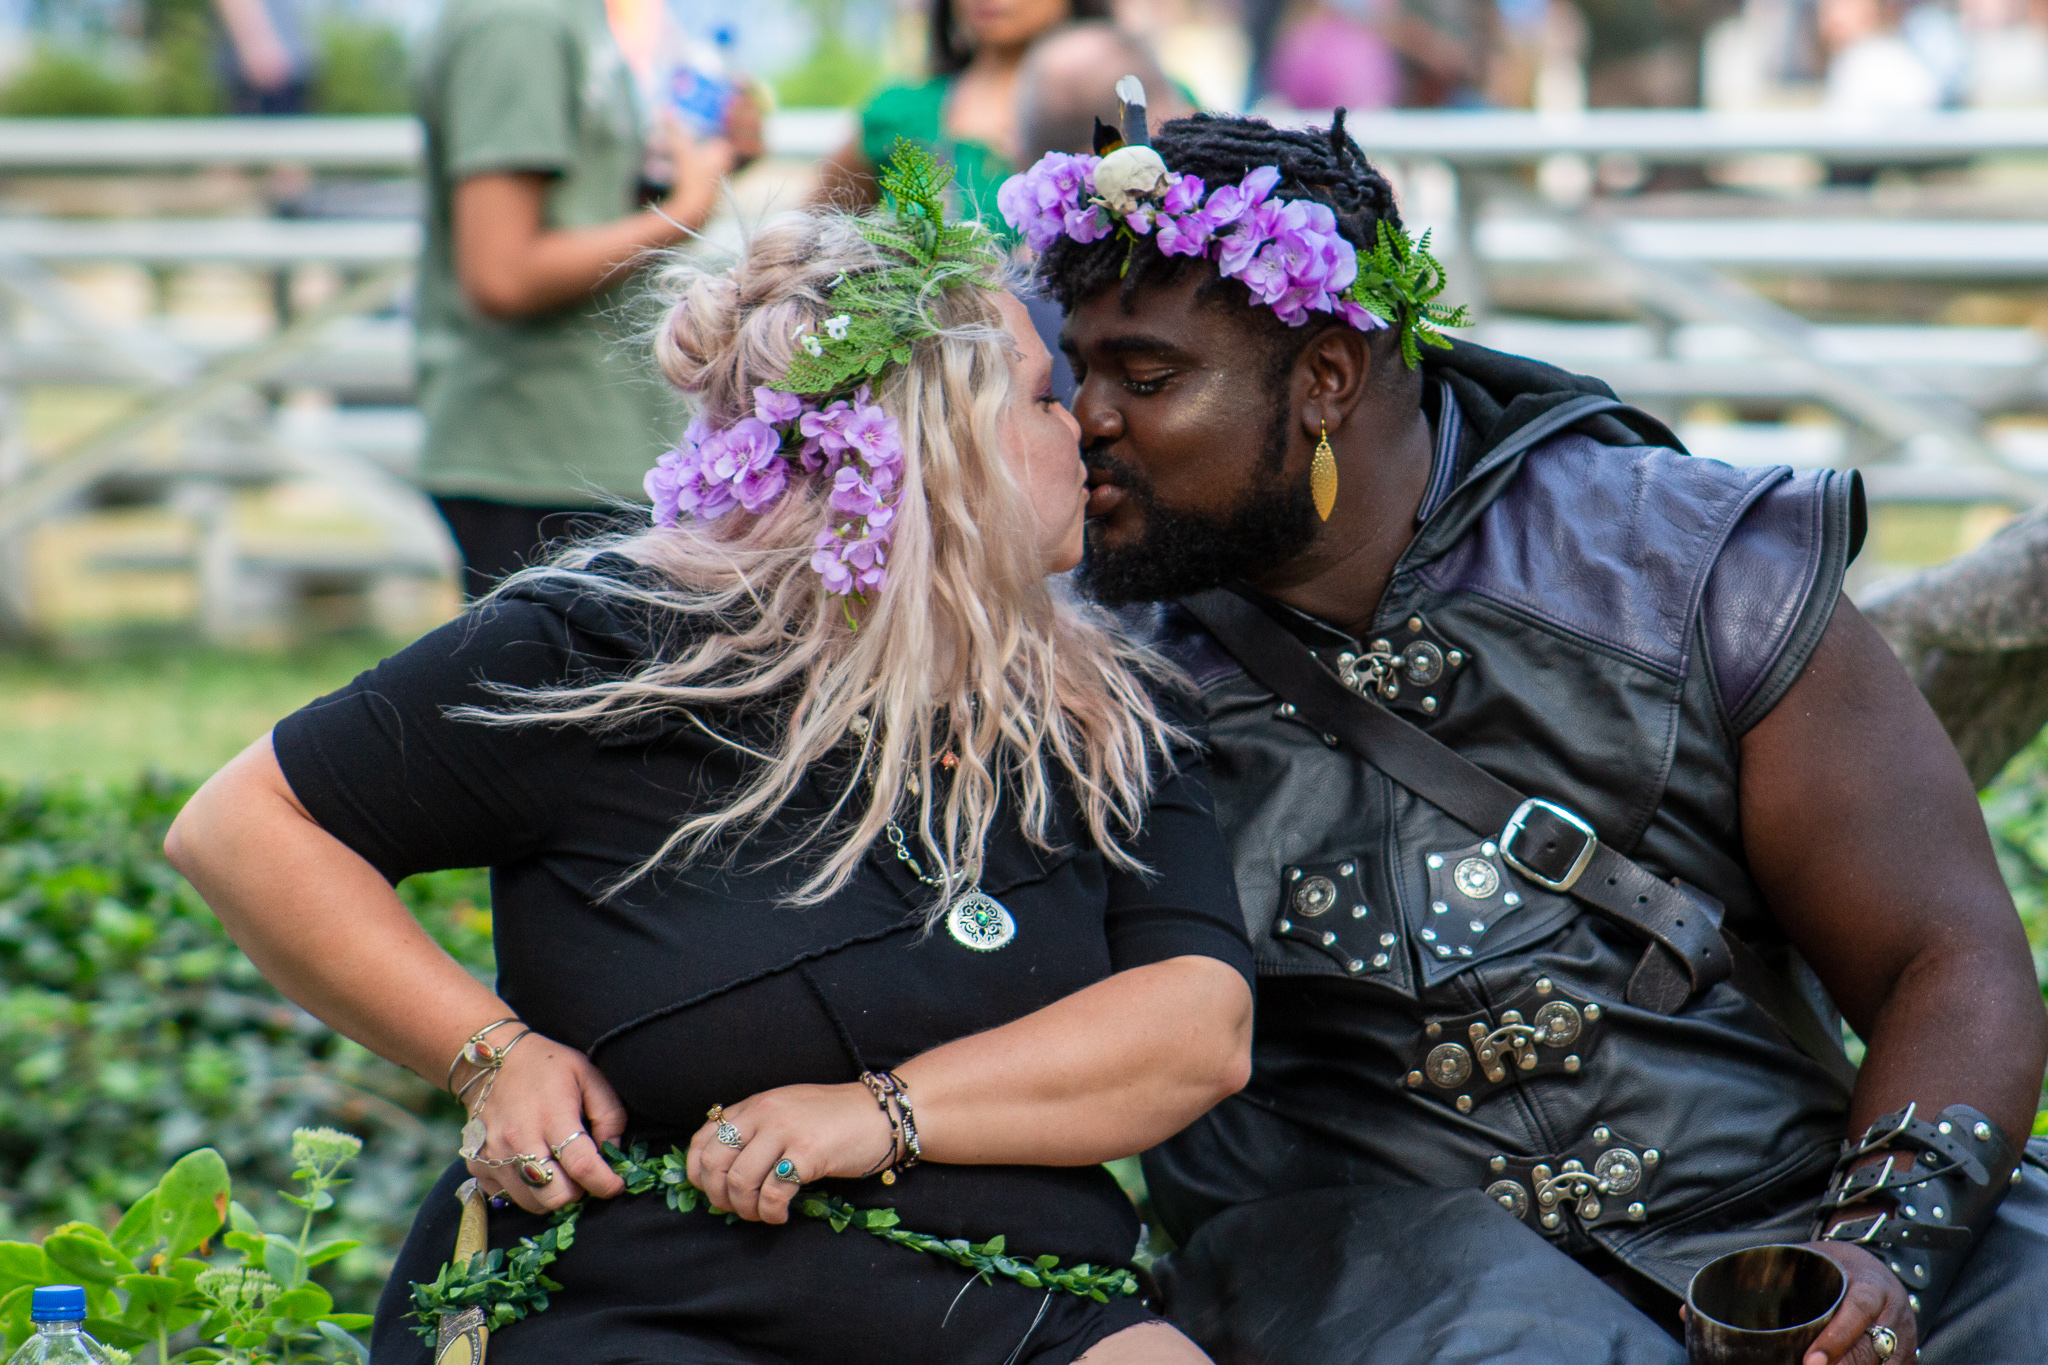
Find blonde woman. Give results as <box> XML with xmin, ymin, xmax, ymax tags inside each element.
<box><xmin>165</xmin><ymin>157</ymin><xmax>1253</xmax><ymax>1365</ymax></box>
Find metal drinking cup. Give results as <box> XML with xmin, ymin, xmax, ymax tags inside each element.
<box><xmin>1685</xmin><ymin>1244</ymin><xmax>1847</xmax><ymax>1365</ymax></box>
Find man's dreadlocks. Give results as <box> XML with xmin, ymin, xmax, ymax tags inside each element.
<box><xmin>1037</xmin><ymin>110</ymin><xmax>1405</xmax><ymax>372</ymax></box>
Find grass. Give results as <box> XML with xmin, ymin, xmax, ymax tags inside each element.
<box><xmin>0</xmin><ymin>638</ymin><xmax>403</xmax><ymax>786</ymax></box>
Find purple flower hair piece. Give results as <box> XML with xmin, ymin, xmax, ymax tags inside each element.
<box><xmin>995</xmin><ymin>156</ymin><xmax>1428</xmax><ymax>340</ymax></box>
<box><xmin>996</xmin><ymin>152</ymin><xmax>1108</xmax><ymax>253</ymax></box>
<box><xmin>648</xmin><ymin>383</ymin><xmax>908</xmax><ymax>602</ymax></box>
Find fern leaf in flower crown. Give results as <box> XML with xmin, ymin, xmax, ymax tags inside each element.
<box><xmin>1344</xmin><ymin>221</ymin><xmax>1473</xmax><ymax>370</ymax></box>
<box><xmin>772</xmin><ymin>139</ymin><xmax>1005</xmax><ymax>397</ymax></box>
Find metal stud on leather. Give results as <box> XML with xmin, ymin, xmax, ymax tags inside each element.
<box><xmin>1422</xmin><ymin>840</ymin><xmax>1523</xmax><ymax>962</ymax></box>
<box><xmin>1481</xmin><ymin>1126</ymin><xmax>1660</xmax><ymax>1240</ymax></box>
<box><xmin>1400</xmin><ymin>976</ymin><xmax>1607</xmax><ymax>1111</ymax></box>
<box><xmin>1313</xmin><ymin>613</ymin><xmax>1467</xmax><ymax>722</ymax></box>
<box><xmin>1273</xmin><ymin>860</ymin><xmax>1391</xmax><ymax>976</ymax></box>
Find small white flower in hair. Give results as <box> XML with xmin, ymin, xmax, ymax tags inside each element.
<box><xmin>1093</xmin><ymin>144</ymin><xmax>1170</xmax><ymax>216</ymax></box>
<box><xmin>801</xmin><ymin>333</ymin><xmax>825</xmax><ymax>357</ymax></box>
<box><xmin>825</xmin><ymin>314</ymin><xmax>852</xmax><ymax>340</ymax></box>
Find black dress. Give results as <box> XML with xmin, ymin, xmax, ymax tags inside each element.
<box><xmin>270</xmin><ymin>567</ymin><xmax>1253</xmax><ymax>1365</ymax></box>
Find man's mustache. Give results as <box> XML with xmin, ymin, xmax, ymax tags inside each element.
<box><xmin>1082</xmin><ymin>446</ymin><xmax>1153</xmax><ymax>502</ymax></box>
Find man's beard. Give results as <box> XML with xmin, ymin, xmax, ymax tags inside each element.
<box><xmin>1079</xmin><ymin>409</ymin><xmax>1319</xmax><ymax>606</ymax></box>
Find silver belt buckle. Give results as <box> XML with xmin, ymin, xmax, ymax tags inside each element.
<box><xmin>1500</xmin><ymin>798</ymin><xmax>1598</xmax><ymax>893</ymax></box>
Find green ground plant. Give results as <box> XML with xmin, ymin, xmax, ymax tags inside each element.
<box><xmin>0</xmin><ymin>1129</ymin><xmax>375</xmax><ymax>1364</ymax></box>
<box><xmin>0</xmin><ymin>778</ymin><xmax>491</xmax><ymax>1313</ymax></box>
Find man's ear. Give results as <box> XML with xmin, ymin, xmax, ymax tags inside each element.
<box><xmin>1299</xmin><ymin>324</ymin><xmax>1372</xmax><ymax>441</ymax></box>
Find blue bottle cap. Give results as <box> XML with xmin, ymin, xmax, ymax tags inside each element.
<box><xmin>31</xmin><ymin>1286</ymin><xmax>87</xmax><ymax>1321</ymax></box>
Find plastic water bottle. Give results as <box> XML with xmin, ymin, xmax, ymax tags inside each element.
<box><xmin>662</xmin><ymin>23</ymin><xmax>737</xmax><ymax>138</ymax></box>
<box><xmin>5</xmin><ymin>1288</ymin><xmax>117</xmax><ymax>1365</ymax></box>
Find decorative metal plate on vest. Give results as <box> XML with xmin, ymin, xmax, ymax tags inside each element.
<box><xmin>1480</xmin><ymin>1125</ymin><xmax>1661</xmax><ymax>1240</ymax></box>
<box><xmin>1419</xmin><ymin>839</ymin><xmax>1522</xmax><ymax>963</ymax></box>
<box><xmin>1272</xmin><ymin>859</ymin><xmax>1391</xmax><ymax>976</ymax></box>
<box><xmin>1315</xmin><ymin>613</ymin><xmax>1467</xmax><ymax>720</ymax></box>
<box><xmin>1400</xmin><ymin>976</ymin><xmax>1607</xmax><ymax>1113</ymax></box>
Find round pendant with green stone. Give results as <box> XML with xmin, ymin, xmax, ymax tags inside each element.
<box><xmin>946</xmin><ymin>891</ymin><xmax>1016</xmax><ymax>951</ymax></box>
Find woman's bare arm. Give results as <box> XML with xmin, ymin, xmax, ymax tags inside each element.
<box><xmin>455</xmin><ymin>126</ymin><xmax>734</xmax><ymax>319</ymax></box>
<box><xmin>691</xmin><ymin>954</ymin><xmax>1254</xmax><ymax>1222</ymax></box>
<box><xmin>165</xmin><ymin>736</ymin><xmax>627</xmax><ymax>1207</ymax></box>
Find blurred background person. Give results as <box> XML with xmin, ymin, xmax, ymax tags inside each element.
<box><xmin>1012</xmin><ymin>19</ymin><xmax>1192</xmax><ymax>399</ymax></box>
<box><xmin>1822</xmin><ymin>0</ymin><xmax>1945</xmax><ymax>110</ymax></box>
<box><xmin>1575</xmin><ymin>0</ymin><xmax>1737</xmax><ymax>107</ymax></box>
<box><xmin>212</xmin><ymin>0</ymin><xmax>313</xmax><ymax>114</ymax></box>
<box><xmin>1962</xmin><ymin>0</ymin><xmax>2048</xmax><ymax>105</ymax></box>
<box><xmin>1262</xmin><ymin>0</ymin><xmax>1402</xmax><ymax>111</ymax></box>
<box><xmin>1251</xmin><ymin>0</ymin><xmax>1485</xmax><ymax>107</ymax></box>
<box><xmin>1015</xmin><ymin>21</ymin><xmax>1193</xmax><ymax>164</ymax></box>
<box><xmin>816</xmin><ymin>0</ymin><xmax>1110</xmax><ymax>219</ymax></box>
<box><xmin>413</xmin><ymin>0</ymin><xmax>744</xmax><ymax>599</ymax></box>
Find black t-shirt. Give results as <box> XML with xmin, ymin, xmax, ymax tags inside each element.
<box><xmin>273</xmin><ymin>568</ymin><xmax>1252</xmax><ymax>1361</ymax></box>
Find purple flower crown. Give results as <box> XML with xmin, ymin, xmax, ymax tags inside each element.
<box><xmin>644</xmin><ymin>384</ymin><xmax>905</xmax><ymax>598</ymax></box>
<box><xmin>997</xmin><ymin>152</ymin><xmax>1390</xmax><ymax>332</ymax></box>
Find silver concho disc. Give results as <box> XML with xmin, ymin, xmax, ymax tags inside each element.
<box><xmin>1486</xmin><ymin>1179</ymin><xmax>1530</xmax><ymax>1220</ymax></box>
<box><xmin>1292</xmin><ymin>875</ymin><xmax>1338</xmax><ymax>918</ymax></box>
<box><xmin>1533</xmin><ymin>1000</ymin><xmax>1584</xmax><ymax>1048</ymax></box>
<box><xmin>1426</xmin><ymin>1042</ymin><xmax>1474</xmax><ymax>1088</ymax></box>
<box><xmin>1452</xmin><ymin>856</ymin><xmax>1501</xmax><ymax>900</ymax></box>
<box><xmin>946</xmin><ymin>892</ymin><xmax>1016</xmax><ymax>951</ymax></box>
<box><xmin>1593</xmin><ymin>1147</ymin><xmax>1643</xmax><ymax>1196</ymax></box>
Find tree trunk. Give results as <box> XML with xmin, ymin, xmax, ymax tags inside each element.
<box><xmin>1861</xmin><ymin>503</ymin><xmax>2048</xmax><ymax>788</ymax></box>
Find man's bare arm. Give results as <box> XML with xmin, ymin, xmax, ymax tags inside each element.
<box><xmin>1738</xmin><ymin>595</ymin><xmax>2043</xmax><ymax>1364</ymax></box>
<box><xmin>1742</xmin><ymin>595</ymin><xmax>2044</xmax><ymax>1142</ymax></box>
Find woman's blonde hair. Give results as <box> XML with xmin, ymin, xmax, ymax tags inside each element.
<box><xmin>473</xmin><ymin>209</ymin><xmax>1188</xmax><ymax>911</ymax></box>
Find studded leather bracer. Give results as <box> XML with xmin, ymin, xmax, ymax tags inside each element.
<box><xmin>1816</xmin><ymin>1102</ymin><xmax>2022</xmax><ymax>1321</ymax></box>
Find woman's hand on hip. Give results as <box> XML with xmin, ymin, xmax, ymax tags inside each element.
<box><xmin>465</xmin><ymin>1033</ymin><xmax>629</xmax><ymax>1214</ymax></box>
<box><xmin>686</xmin><ymin>1082</ymin><xmax>896</xmax><ymax>1224</ymax></box>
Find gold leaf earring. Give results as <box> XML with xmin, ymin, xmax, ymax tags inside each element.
<box><xmin>1311</xmin><ymin>421</ymin><xmax>1338</xmax><ymax>521</ymax></box>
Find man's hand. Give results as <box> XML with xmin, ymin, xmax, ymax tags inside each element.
<box><xmin>1802</xmin><ymin>1241</ymin><xmax>1916</xmax><ymax>1365</ymax></box>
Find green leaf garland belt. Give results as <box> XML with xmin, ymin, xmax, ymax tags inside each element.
<box><xmin>408</xmin><ymin>1141</ymin><xmax>1141</xmax><ymax>1340</ymax></box>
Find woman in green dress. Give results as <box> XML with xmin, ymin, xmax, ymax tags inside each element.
<box><xmin>817</xmin><ymin>0</ymin><xmax>1110</xmax><ymax>220</ymax></box>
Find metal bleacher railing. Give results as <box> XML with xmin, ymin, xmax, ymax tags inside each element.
<box><xmin>0</xmin><ymin>109</ymin><xmax>2044</xmax><ymax>638</ymax></box>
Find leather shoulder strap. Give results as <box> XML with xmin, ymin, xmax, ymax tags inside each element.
<box><xmin>1181</xmin><ymin>587</ymin><xmax>1857</xmax><ymax>1088</ymax></box>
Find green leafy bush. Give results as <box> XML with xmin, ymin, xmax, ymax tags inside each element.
<box><xmin>0</xmin><ymin>779</ymin><xmax>492</xmax><ymax>1314</ymax></box>
<box><xmin>310</xmin><ymin>22</ymin><xmax>410</xmax><ymax>116</ymax></box>
<box><xmin>772</xmin><ymin>35</ymin><xmax>883</xmax><ymax>111</ymax></box>
<box><xmin>0</xmin><ymin>1130</ymin><xmax>375</xmax><ymax>1363</ymax></box>
<box><xmin>0</xmin><ymin>48</ymin><xmax>144</xmax><ymax>117</ymax></box>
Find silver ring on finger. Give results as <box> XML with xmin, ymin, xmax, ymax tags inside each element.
<box><xmin>516</xmin><ymin>1156</ymin><xmax>555</xmax><ymax>1188</ymax></box>
<box><xmin>714</xmin><ymin>1120</ymin><xmax>747</xmax><ymax>1150</ymax></box>
<box><xmin>549</xmin><ymin>1131</ymin><xmax>591</xmax><ymax>1161</ymax></box>
<box><xmin>771</xmin><ymin>1158</ymin><xmax>803</xmax><ymax>1184</ymax></box>
<box><xmin>1867</xmin><ymin>1326</ymin><xmax>1898</xmax><ymax>1362</ymax></box>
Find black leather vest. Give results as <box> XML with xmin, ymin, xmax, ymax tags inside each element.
<box><xmin>1143</xmin><ymin>361</ymin><xmax>1867</xmax><ymax>1297</ymax></box>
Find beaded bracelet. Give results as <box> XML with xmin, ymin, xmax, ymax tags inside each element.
<box><xmin>859</xmin><ymin>1070</ymin><xmax>922</xmax><ymax>1184</ymax></box>
<box><xmin>883</xmin><ymin>1072</ymin><xmax>922</xmax><ymax>1172</ymax></box>
<box><xmin>858</xmin><ymin>1071</ymin><xmax>903</xmax><ymax>1180</ymax></box>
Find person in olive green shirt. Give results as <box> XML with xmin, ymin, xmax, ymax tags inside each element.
<box><xmin>816</xmin><ymin>0</ymin><xmax>1106</xmax><ymax>226</ymax></box>
<box><xmin>414</xmin><ymin>0</ymin><xmax>741</xmax><ymax>596</ymax></box>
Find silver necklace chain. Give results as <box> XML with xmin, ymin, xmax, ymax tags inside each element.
<box><xmin>884</xmin><ymin>820</ymin><xmax>946</xmax><ymax>889</ymax></box>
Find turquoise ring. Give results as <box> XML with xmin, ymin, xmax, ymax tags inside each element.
<box><xmin>771</xmin><ymin>1158</ymin><xmax>801</xmax><ymax>1184</ymax></box>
